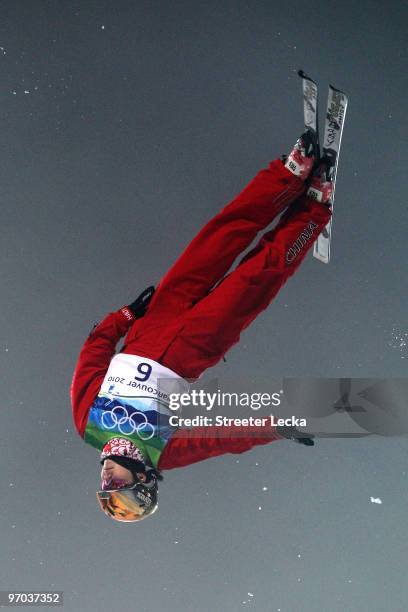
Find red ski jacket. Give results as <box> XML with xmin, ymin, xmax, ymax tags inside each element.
<box><xmin>70</xmin><ymin>308</ymin><xmax>283</xmax><ymax>470</ymax></box>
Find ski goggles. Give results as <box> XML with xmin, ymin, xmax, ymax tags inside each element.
<box><xmin>96</xmin><ymin>484</ymin><xmax>157</xmax><ymax>522</ymax></box>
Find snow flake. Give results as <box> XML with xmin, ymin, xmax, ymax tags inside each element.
<box><xmin>262</xmin><ymin>486</ymin><xmax>268</xmax><ymax>491</ymax></box>
<box><xmin>370</xmin><ymin>497</ymin><xmax>382</xmax><ymax>504</ymax></box>
<box><xmin>258</xmin><ymin>506</ymin><xmax>262</xmax><ymax>511</ymax></box>
<box><xmin>248</xmin><ymin>592</ymin><xmax>254</xmax><ymax>597</ymax></box>
<box><xmin>388</xmin><ymin>327</ymin><xmax>408</xmax><ymax>359</ymax></box>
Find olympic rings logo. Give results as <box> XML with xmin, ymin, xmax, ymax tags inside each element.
<box><xmin>101</xmin><ymin>405</ymin><xmax>155</xmax><ymax>441</ymax></box>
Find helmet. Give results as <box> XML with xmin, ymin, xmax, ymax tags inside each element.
<box><xmin>97</xmin><ymin>437</ymin><xmax>161</xmax><ymax>522</ymax></box>
<box><xmin>96</xmin><ymin>471</ymin><xmax>159</xmax><ymax>522</ymax></box>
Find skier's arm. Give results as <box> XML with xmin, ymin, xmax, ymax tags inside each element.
<box><xmin>70</xmin><ymin>307</ymin><xmax>136</xmax><ymax>437</ymax></box>
<box><xmin>158</xmin><ymin>425</ymin><xmax>285</xmax><ymax>470</ymax></box>
<box><xmin>70</xmin><ymin>287</ymin><xmax>155</xmax><ymax>437</ymax></box>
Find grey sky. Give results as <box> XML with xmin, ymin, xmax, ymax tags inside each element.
<box><xmin>1</xmin><ymin>1</ymin><xmax>407</xmax><ymax>611</ymax></box>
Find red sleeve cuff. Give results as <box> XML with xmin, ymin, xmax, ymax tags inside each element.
<box><xmin>119</xmin><ymin>306</ymin><xmax>136</xmax><ymax>323</ymax></box>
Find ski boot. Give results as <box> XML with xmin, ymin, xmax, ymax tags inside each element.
<box><xmin>306</xmin><ymin>155</ymin><xmax>334</xmax><ymax>206</ymax></box>
<box><xmin>284</xmin><ymin>130</ymin><xmax>319</xmax><ymax>180</ymax></box>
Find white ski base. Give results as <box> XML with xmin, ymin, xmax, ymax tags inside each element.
<box><xmin>313</xmin><ymin>217</ymin><xmax>332</xmax><ymax>264</ymax></box>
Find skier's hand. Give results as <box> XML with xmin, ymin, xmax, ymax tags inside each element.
<box><xmin>276</xmin><ymin>425</ymin><xmax>315</xmax><ymax>447</ymax></box>
<box><xmin>127</xmin><ymin>286</ymin><xmax>155</xmax><ymax>319</ymax></box>
<box><xmin>295</xmin><ymin>436</ymin><xmax>315</xmax><ymax>447</ymax></box>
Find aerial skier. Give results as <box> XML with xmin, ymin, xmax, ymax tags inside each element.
<box><xmin>71</xmin><ymin>123</ymin><xmax>337</xmax><ymax>522</ymax></box>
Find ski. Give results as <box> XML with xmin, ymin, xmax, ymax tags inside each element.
<box><xmin>313</xmin><ymin>84</ymin><xmax>348</xmax><ymax>263</ymax></box>
<box><xmin>298</xmin><ymin>69</ymin><xmax>320</xmax><ymax>159</ymax></box>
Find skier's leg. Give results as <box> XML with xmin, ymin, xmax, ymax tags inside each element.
<box><xmin>159</xmin><ymin>195</ymin><xmax>331</xmax><ymax>379</ymax></box>
<box><xmin>148</xmin><ymin>129</ymin><xmax>319</xmax><ymax>318</ymax></box>
<box><xmin>142</xmin><ymin>159</ymin><xmax>305</xmax><ymax>313</ymax></box>
<box><xmin>122</xmin><ymin>159</ymin><xmax>306</xmax><ymax>358</ymax></box>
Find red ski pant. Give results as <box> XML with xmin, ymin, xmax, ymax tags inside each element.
<box><xmin>122</xmin><ymin>159</ymin><xmax>331</xmax><ymax>379</ymax></box>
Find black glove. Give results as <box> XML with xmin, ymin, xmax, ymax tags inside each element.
<box><xmin>127</xmin><ymin>286</ymin><xmax>155</xmax><ymax>319</ymax></box>
<box><xmin>276</xmin><ymin>425</ymin><xmax>315</xmax><ymax>447</ymax></box>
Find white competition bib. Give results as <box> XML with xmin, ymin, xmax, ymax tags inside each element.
<box><xmin>85</xmin><ymin>354</ymin><xmax>190</xmax><ymax>467</ymax></box>
<box><xmin>100</xmin><ymin>353</ymin><xmax>189</xmax><ymax>401</ymax></box>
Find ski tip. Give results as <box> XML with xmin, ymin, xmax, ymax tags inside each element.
<box><xmin>297</xmin><ymin>69</ymin><xmax>310</xmax><ymax>80</ymax></box>
<box><xmin>329</xmin><ymin>84</ymin><xmax>349</xmax><ymax>109</ymax></box>
<box><xmin>298</xmin><ymin>69</ymin><xmax>317</xmax><ymax>85</ymax></box>
<box><xmin>329</xmin><ymin>83</ymin><xmax>348</xmax><ymax>98</ymax></box>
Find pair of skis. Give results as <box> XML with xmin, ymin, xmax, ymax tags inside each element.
<box><xmin>298</xmin><ymin>70</ymin><xmax>348</xmax><ymax>264</ymax></box>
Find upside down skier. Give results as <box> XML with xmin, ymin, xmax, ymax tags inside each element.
<box><xmin>70</xmin><ymin>127</ymin><xmax>336</xmax><ymax>523</ymax></box>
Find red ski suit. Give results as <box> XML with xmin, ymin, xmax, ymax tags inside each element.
<box><xmin>71</xmin><ymin>159</ymin><xmax>331</xmax><ymax>469</ymax></box>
